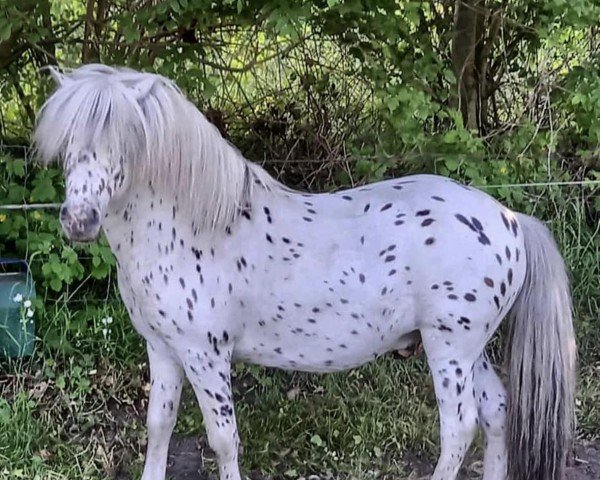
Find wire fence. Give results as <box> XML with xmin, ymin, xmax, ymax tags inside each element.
<box><xmin>1</xmin><ymin>143</ymin><xmax>598</xmax><ymax>211</ymax></box>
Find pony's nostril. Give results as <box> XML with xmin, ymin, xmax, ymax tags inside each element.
<box><xmin>60</xmin><ymin>205</ymin><xmax>69</xmax><ymax>220</ymax></box>
<box><xmin>90</xmin><ymin>208</ymin><xmax>100</xmax><ymax>223</ymax></box>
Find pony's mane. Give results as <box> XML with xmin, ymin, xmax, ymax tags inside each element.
<box><xmin>33</xmin><ymin>64</ymin><xmax>281</xmax><ymax>230</ymax></box>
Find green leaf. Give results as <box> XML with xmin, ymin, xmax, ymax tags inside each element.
<box><xmin>0</xmin><ymin>398</ymin><xmax>11</xmax><ymax>424</ymax></box>
<box><xmin>99</xmin><ymin>245</ymin><xmax>115</xmax><ymax>264</ymax></box>
<box><xmin>8</xmin><ymin>158</ymin><xmax>26</xmax><ymax>177</ymax></box>
<box><xmin>571</xmin><ymin>93</ymin><xmax>584</xmax><ymax>105</ymax></box>
<box><xmin>444</xmin><ymin>158</ymin><xmax>461</xmax><ymax>171</ymax></box>
<box><xmin>387</xmin><ymin>96</ymin><xmax>399</xmax><ymax>112</ymax></box>
<box><xmin>121</xmin><ymin>18</ymin><xmax>139</xmax><ymax>43</ymax></box>
<box><xmin>55</xmin><ymin>375</ymin><xmax>66</xmax><ymax>390</ymax></box>
<box><xmin>202</xmin><ymin>78</ymin><xmax>217</xmax><ymax>99</ymax></box>
<box><xmin>31</xmin><ymin>176</ymin><xmax>57</xmax><ymax>201</ymax></box>
<box><xmin>0</xmin><ymin>20</ymin><xmax>11</xmax><ymax>42</ymax></box>
<box><xmin>49</xmin><ymin>278</ymin><xmax>62</xmax><ymax>292</ymax></box>
<box><xmin>442</xmin><ymin>131</ymin><xmax>460</xmax><ymax>144</ymax></box>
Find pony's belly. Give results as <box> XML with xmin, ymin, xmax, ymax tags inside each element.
<box><xmin>232</xmin><ymin>305</ymin><xmax>417</xmax><ymax>372</ymax></box>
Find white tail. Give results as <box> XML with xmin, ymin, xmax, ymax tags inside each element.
<box><xmin>507</xmin><ymin>213</ymin><xmax>577</xmax><ymax>479</ymax></box>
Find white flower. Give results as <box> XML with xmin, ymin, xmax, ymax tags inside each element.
<box><xmin>102</xmin><ymin>328</ymin><xmax>108</xmax><ymax>337</ymax></box>
<box><xmin>23</xmin><ymin>300</ymin><xmax>31</xmax><ymax>308</ymax></box>
<box><xmin>26</xmin><ymin>309</ymin><xmax>34</xmax><ymax>318</ymax></box>
<box><xmin>106</xmin><ymin>317</ymin><xmax>113</xmax><ymax>324</ymax></box>
<box><xmin>12</xmin><ymin>294</ymin><xmax>23</xmax><ymax>303</ymax></box>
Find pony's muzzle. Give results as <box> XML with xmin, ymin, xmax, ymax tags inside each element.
<box><xmin>60</xmin><ymin>203</ymin><xmax>101</xmax><ymax>242</ymax></box>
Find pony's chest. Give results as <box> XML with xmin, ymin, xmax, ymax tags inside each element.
<box><xmin>115</xmin><ymin>265</ymin><xmax>162</xmax><ymax>331</ymax></box>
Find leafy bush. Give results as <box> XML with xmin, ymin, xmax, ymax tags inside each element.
<box><xmin>0</xmin><ymin>152</ymin><xmax>115</xmax><ymax>294</ymax></box>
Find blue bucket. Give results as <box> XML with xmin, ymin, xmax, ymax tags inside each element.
<box><xmin>0</xmin><ymin>259</ymin><xmax>36</xmax><ymax>357</ymax></box>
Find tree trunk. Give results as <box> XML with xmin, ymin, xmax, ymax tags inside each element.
<box><xmin>82</xmin><ymin>0</ymin><xmax>106</xmax><ymax>63</ymax></box>
<box><xmin>451</xmin><ymin>0</ymin><xmax>502</xmax><ymax>133</ymax></box>
<box><xmin>35</xmin><ymin>0</ymin><xmax>57</xmax><ymax>67</ymax></box>
<box><xmin>452</xmin><ymin>0</ymin><xmax>481</xmax><ymax>130</ymax></box>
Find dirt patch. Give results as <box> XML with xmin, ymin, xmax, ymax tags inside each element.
<box><xmin>166</xmin><ymin>436</ymin><xmax>210</xmax><ymax>480</ymax></box>
<box><xmin>566</xmin><ymin>440</ymin><xmax>600</xmax><ymax>480</ymax></box>
<box><xmin>165</xmin><ymin>437</ymin><xmax>600</xmax><ymax>480</ymax></box>
<box><xmin>402</xmin><ymin>440</ymin><xmax>600</xmax><ymax>480</ymax></box>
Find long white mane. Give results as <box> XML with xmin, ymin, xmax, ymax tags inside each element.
<box><xmin>33</xmin><ymin>64</ymin><xmax>280</xmax><ymax>230</ymax></box>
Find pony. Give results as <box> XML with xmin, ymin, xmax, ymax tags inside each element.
<box><xmin>33</xmin><ymin>64</ymin><xmax>576</xmax><ymax>480</ymax></box>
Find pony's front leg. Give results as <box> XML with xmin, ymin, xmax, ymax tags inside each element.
<box><xmin>184</xmin><ymin>344</ymin><xmax>241</xmax><ymax>480</ymax></box>
<box><xmin>141</xmin><ymin>342</ymin><xmax>184</xmax><ymax>480</ymax></box>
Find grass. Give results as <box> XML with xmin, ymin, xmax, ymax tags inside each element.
<box><xmin>0</xmin><ymin>299</ymin><xmax>148</xmax><ymax>480</ymax></box>
<box><xmin>200</xmin><ymin>357</ymin><xmax>440</xmax><ymax>477</ymax></box>
<box><xmin>0</xmin><ymin>186</ymin><xmax>598</xmax><ymax>480</ymax></box>
<box><xmin>0</xmin><ymin>366</ymin><xmax>101</xmax><ymax>479</ymax></box>
<box><xmin>2</xmin><ymin>341</ymin><xmax>598</xmax><ymax>479</ymax></box>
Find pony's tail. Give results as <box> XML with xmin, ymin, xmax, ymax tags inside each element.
<box><xmin>506</xmin><ymin>213</ymin><xmax>576</xmax><ymax>480</ymax></box>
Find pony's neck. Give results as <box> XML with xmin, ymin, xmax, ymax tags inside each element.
<box><xmin>102</xmin><ymin>181</ymin><xmax>192</xmax><ymax>268</ymax></box>
<box><xmin>102</xmin><ymin>153</ymin><xmax>283</xmax><ymax>269</ymax></box>
<box><xmin>135</xmin><ymin>111</ymin><xmax>251</xmax><ymax>231</ymax></box>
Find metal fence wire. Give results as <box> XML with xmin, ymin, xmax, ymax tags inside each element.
<box><xmin>1</xmin><ymin>143</ymin><xmax>598</xmax><ymax>211</ymax></box>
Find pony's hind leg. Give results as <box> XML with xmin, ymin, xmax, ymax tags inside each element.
<box><xmin>474</xmin><ymin>354</ymin><xmax>508</xmax><ymax>480</ymax></box>
<box><xmin>422</xmin><ymin>330</ymin><xmax>480</xmax><ymax>480</ymax></box>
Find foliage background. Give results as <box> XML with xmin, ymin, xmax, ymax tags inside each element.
<box><xmin>0</xmin><ymin>0</ymin><xmax>598</xmax><ymax>479</ymax></box>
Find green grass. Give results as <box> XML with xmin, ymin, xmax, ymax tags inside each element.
<box><xmin>0</xmin><ymin>297</ymin><xmax>148</xmax><ymax>480</ymax></box>
<box><xmin>178</xmin><ymin>357</ymin><xmax>440</xmax><ymax>478</ymax></box>
<box><xmin>0</xmin><ymin>335</ymin><xmax>598</xmax><ymax>479</ymax></box>
<box><xmin>0</xmin><ymin>370</ymin><xmax>100</xmax><ymax>479</ymax></box>
<box><xmin>2</xmin><ymin>348</ymin><xmax>598</xmax><ymax>479</ymax></box>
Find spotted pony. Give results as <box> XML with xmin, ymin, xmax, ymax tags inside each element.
<box><xmin>33</xmin><ymin>65</ymin><xmax>576</xmax><ymax>480</ymax></box>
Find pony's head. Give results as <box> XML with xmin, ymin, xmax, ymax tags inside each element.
<box><xmin>57</xmin><ymin>146</ymin><xmax>126</xmax><ymax>242</ymax></box>
<box><xmin>33</xmin><ymin>65</ymin><xmax>181</xmax><ymax>241</ymax></box>
<box><xmin>34</xmin><ymin>64</ymin><xmax>277</xmax><ymax>242</ymax></box>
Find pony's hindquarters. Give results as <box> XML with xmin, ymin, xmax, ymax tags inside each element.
<box><xmin>507</xmin><ymin>213</ymin><xmax>576</xmax><ymax>480</ymax></box>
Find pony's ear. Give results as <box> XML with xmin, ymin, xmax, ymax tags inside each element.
<box><xmin>131</xmin><ymin>77</ymin><xmax>157</xmax><ymax>102</ymax></box>
<box><xmin>43</xmin><ymin>66</ymin><xmax>73</xmax><ymax>87</ymax></box>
